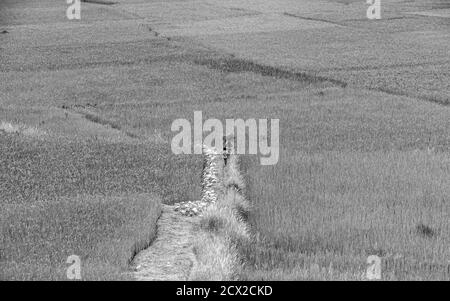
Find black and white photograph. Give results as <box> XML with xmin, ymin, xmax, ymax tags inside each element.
<box><xmin>0</xmin><ymin>0</ymin><xmax>449</xmax><ymax>283</ymax></box>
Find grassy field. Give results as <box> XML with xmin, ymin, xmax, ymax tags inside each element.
<box><xmin>1</xmin><ymin>192</ymin><xmax>161</xmax><ymax>280</ymax></box>
<box><xmin>234</xmin><ymin>89</ymin><xmax>450</xmax><ymax>280</ymax></box>
<box><xmin>0</xmin><ymin>133</ymin><xmax>200</xmax><ymax>280</ymax></box>
<box><xmin>75</xmin><ymin>54</ymin><xmax>449</xmax><ymax>280</ymax></box>
<box><xmin>1</xmin><ymin>33</ymin><xmax>449</xmax><ymax>280</ymax></box>
<box><xmin>241</xmin><ymin>150</ymin><xmax>450</xmax><ymax>280</ymax></box>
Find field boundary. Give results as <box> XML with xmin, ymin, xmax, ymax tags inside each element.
<box><xmin>188</xmin><ymin>139</ymin><xmax>252</xmax><ymax>280</ymax></box>
<box><xmin>131</xmin><ymin>137</ymin><xmax>251</xmax><ymax>280</ymax></box>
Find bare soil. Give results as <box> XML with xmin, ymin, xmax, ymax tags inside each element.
<box><xmin>132</xmin><ymin>205</ymin><xmax>200</xmax><ymax>281</ymax></box>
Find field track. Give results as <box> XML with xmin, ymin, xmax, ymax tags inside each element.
<box><xmin>133</xmin><ymin>205</ymin><xmax>200</xmax><ymax>281</ymax></box>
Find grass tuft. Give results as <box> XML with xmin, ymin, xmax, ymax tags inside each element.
<box><xmin>190</xmin><ymin>233</ymin><xmax>240</xmax><ymax>281</ymax></box>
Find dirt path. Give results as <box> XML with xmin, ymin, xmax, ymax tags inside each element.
<box><xmin>132</xmin><ymin>204</ymin><xmax>200</xmax><ymax>281</ymax></box>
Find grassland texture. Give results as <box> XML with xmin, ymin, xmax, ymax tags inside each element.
<box><xmin>2</xmin><ymin>2</ymin><xmax>449</xmax><ymax>280</ymax></box>
<box><xmin>240</xmin><ymin>149</ymin><xmax>450</xmax><ymax>281</ymax></box>
<box><xmin>0</xmin><ymin>133</ymin><xmax>167</xmax><ymax>280</ymax></box>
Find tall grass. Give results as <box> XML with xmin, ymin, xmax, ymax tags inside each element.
<box><xmin>1</xmin><ymin>193</ymin><xmax>161</xmax><ymax>280</ymax></box>
<box><xmin>241</xmin><ymin>150</ymin><xmax>450</xmax><ymax>280</ymax></box>
<box><xmin>0</xmin><ymin>134</ymin><xmax>201</xmax><ymax>280</ymax></box>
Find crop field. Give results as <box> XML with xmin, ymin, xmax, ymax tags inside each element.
<box><xmin>243</xmin><ymin>150</ymin><xmax>449</xmax><ymax>280</ymax></box>
<box><xmin>2</xmin><ymin>42</ymin><xmax>449</xmax><ymax>280</ymax></box>
<box><xmin>0</xmin><ymin>135</ymin><xmax>166</xmax><ymax>280</ymax></box>
<box><xmin>1</xmin><ymin>0</ymin><xmax>449</xmax><ymax>281</ymax></box>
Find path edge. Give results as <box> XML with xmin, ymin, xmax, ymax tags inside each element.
<box><xmin>188</xmin><ymin>139</ymin><xmax>252</xmax><ymax>280</ymax></box>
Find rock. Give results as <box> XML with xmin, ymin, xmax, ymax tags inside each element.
<box><xmin>175</xmin><ymin>199</ymin><xmax>215</xmax><ymax>217</ymax></box>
